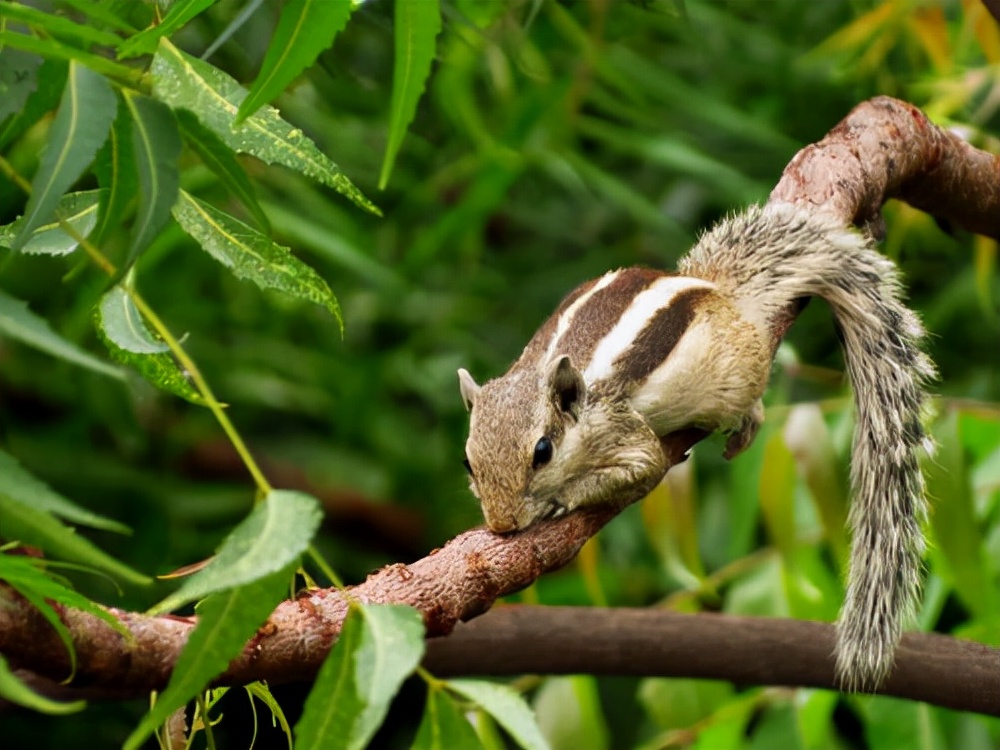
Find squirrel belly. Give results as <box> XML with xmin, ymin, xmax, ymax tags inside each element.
<box><xmin>459</xmin><ymin>203</ymin><xmax>932</xmax><ymax>693</ymax></box>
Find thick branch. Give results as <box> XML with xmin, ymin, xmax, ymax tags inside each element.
<box><xmin>769</xmin><ymin>95</ymin><xmax>1000</xmax><ymax>238</ymax></box>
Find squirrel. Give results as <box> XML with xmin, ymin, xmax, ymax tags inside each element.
<box><xmin>457</xmin><ymin>203</ymin><xmax>934</xmax><ymax>692</ymax></box>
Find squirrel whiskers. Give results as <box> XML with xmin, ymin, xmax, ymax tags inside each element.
<box><xmin>459</xmin><ymin>203</ymin><xmax>934</xmax><ymax>691</ymax></box>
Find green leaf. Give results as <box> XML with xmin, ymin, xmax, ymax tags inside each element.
<box><xmin>172</xmin><ymin>190</ymin><xmax>341</xmax><ymax>328</ymax></box>
<box><xmin>0</xmin><ymin>48</ymin><xmax>43</xmax><ymax>124</ymax></box>
<box><xmin>262</xmin><ymin>200</ymin><xmax>404</xmax><ymax>289</ymax></box>
<box><xmin>0</xmin><ymin>654</ymin><xmax>85</xmax><ymax>715</ymax></box>
<box><xmin>95</xmin><ymin>286</ymin><xmax>208</xmax><ymax>405</ymax></box>
<box><xmin>0</xmin><ymin>553</ymin><xmax>130</xmax><ymax>642</ymax></box>
<box><xmin>92</xmin><ymin>106</ymin><xmax>138</xmax><ymax>245</ymax></box>
<box><xmin>533</xmin><ymin>676</ymin><xmax>609</xmax><ymax>750</ymax></box>
<box><xmin>379</xmin><ymin>0</ymin><xmax>441</xmax><ymax>189</ymax></box>
<box><xmin>758</xmin><ymin>430</ymin><xmax>797</xmax><ymax>560</ymax></box>
<box><xmin>0</xmin><ymin>449</ymin><xmax>130</xmax><ymax>533</ymax></box>
<box><xmin>0</xmin><ymin>56</ymin><xmax>66</xmax><ymax>151</ymax></box>
<box><xmin>446</xmin><ymin>679</ymin><xmax>551</xmax><ymax>750</ymax></box>
<box><xmin>150</xmin><ymin>38</ymin><xmax>379</xmax><ymax>215</ymax></box>
<box><xmin>236</xmin><ymin>0</ymin><xmax>355</xmax><ymax>125</ymax></box>
<box><xmin>924</xmin><ymin>411</ymin><xmax>997</xmax><ymax>622</ymax></box>
<box><xmin>0</xmin><ymin>2</ymin><xmax>123</xmax><ymax>48</ymax></box>
<box><xmin>10</xmin><ymin>61</ymin><xmax>116</xmax><ymax>251</ymax></box>
<box><xmin>150</xmin><ymin>489</ymin><xmax>323</xmax><ymax>614</ymax></box>
<box><xmin>175</xmin><ymin>109</ymin><xmax>270</xmax><ymax>232</ymax></box>
<box><xmin>123</xmin><ymin>564</ymin><xmax>292</xmax><ymax>750</ymax></box>
<box><xmin>116</xmin><ymin>0</ymin><xmax>215</xmax><ymax>59</ymax></box>
<box><xmin>295</xmin><ymin>603</ymin><xmax>426</xmax><ymax>750</ymax></box>
<box><xmin>0</xmin><ymin>288</ymin><xmax>123</xmax><ymax>380</ymax></box>
<box><xmin>0</xmin><ymin>495</ymin><xmax>150</xmax><ymax>585</ymax></box>
<box><xmin>245</xmin><ymin>682</ymin><xmax>293</xmax><ymax>750</ymax></box>
<box><xmin>97</xmin><ymin>286</ymin><xmax>168</xmax><ymax>354</ymax></box>
<box><xmin>413</xmin><ymin>684</ymin><xmax>484</xmax><ymax>750</ymax></box>
<box><xmin>0</xmin><ymin>190</ymin><xmax>102</xmax><ymax>255</ymax></box>
<box><xmin>0</xmin><ymin>30</ymin><xmax>137</xmax><ymax>83</ymax></box>
<box><xmin>638</xmin><ymin>678</ymin><xmax>734</xmax><ymax>730</ymax></box>
<box><xmin>0</xmin><ymin>555</ymin><xmax>78</xmax><ymax>680</ymax></box>
<box><xmin>56</xmin><ymin>0</ymin><xmax>139</xmax><ymax>34</ymax></box>
<box><xmin>122</xmin><ymin>91</ymin><xmax>181</xmax><ymax>265</ymax></box>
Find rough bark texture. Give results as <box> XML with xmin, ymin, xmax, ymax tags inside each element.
<box><xmin>769</xmin><ymin>96</ymin><xmax>1000</xmax><ymax>239</ymax></box>
<box><xmin>2</xmin><ymin>96</ymin><xmax>999</xmax><ymax>715</ymax></box>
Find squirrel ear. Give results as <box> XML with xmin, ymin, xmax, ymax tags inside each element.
<box><xmin>547</xmin><ymin>355</ymin><xmax>586</xmax><ymax>414</ymax></box>
<box><xmin>457</xmin><ymin>368</ymin><xmax>481</xmax><ymax>412</ymax></box>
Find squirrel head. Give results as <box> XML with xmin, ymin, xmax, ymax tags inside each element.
<box><xmin>458</xmin><ymin>356</ymin><xmax>666</xmax><ymax>533</ymax></box>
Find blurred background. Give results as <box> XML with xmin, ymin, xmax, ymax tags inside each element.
<box><xmin>1</xmin><ymin>0</ymin><xmax>997</xmax><ymax>747</ymax></box>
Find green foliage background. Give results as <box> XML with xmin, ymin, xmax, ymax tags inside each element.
<box><xmin>0</xmin><ymin>0</ymin><xmax>998</xmax><ymax>748</ymax></box>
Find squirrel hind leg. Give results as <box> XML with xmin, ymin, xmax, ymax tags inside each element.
<box><xmin>723</xmin><ymin>399</ymin><xmax>765</xmax><ymax>460</ymax></box>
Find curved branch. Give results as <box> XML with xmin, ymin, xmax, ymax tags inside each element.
<box><xmin>2</xmin><ymin>97</ymin><xmax>998</xmax><ymax>716</ymax></box>
<box><xmin>769</xmin><ymin>95</ymin><xmax>1000</xmax><ymax>238</ymax></box>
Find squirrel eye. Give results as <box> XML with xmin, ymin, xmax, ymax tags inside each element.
<box><xmin>532</xmin><ymin>437</ymin><xmax>553</xmax><ymax>469</ymax></box>
<box><xmin>463</xmin><ymin>456</ymin><xmax>474</xmax><ymax>476</ymax></box>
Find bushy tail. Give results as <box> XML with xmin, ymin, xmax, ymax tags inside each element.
<box><xmin>681</xmin><ymin>204</ymin><xmax>935</xmax><ymax>690</ymax></box>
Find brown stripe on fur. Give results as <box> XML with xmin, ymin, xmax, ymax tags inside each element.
<box><xmin>516</xmin><ymin>276</ymin><xmax>601</xmax><ymax>367</ymax></box>
<box><xmin>611</xmin><ymin>287</ymin><xmax>713</xmax><ymax>385</ymax></box>
<box><xmin>553</xmin><ymin>268</ymin><xmax>667</xmax><ymax>369</ymax></box>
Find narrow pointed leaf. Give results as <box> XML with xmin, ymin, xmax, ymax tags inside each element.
<box><xmin>0</xmin><ymin>495</ymin><xmax>151</xmax><ymax>585</ymax></box>
<box><xmin>412</xmin><ymin>686</ymin><xmax>484</xmax><ymax>750</ymax></box>
<box><xmin>1</xmin><ymin>559</ymin><xmax>78</xmax><ymax>679</ymax></box>
<box><xmin>446</xmin><ymin>680</ymin><xmax>551</xmax><ymax>750</ymax></box>
<box><xmin>172</xmin><ymin>190</ymin><xmax>341</xmax><ymax>327</ymax></box>
<box><xmin>11</xmin><ymin>62</ymin><xmax>115</xmax><ymax>251</ymax></box>
<box><xmin>56</xmin><ymin>0</ymin><xmax>139</xmax><ymax>34</ymax></box>
<box><xmin>0</xmin><ymin>190</ymin><xmax>103</xmax><ymax>256</ymax></box>
<box><xmin>95</xmin><ymin>286</ymin><xmax>208</xmax><ymax>405</ymax></box>
<box><xmin>0</xmin><ymin>2</ymin><xmax>122</xmax><ymax>48</ymax></box>
<box><xmin>236</xmin><ymin>0</ymin><xmax>354</xmax><ymax>124</ymax></box>
<box><xmin>122</xmin><ymin>92</ymin><xmax>181</xmax><ymax>265</ymax></box>
<box><xmin>0</xmin><ymin>554</ymin><xmax>130</xmax><ymax>639</ymax></box>
<box><xmin>93</xmin><ymin>109</ymin><xmax>138</xmax><ymax>245</ymax></box>
<box><xmin>295</xmin><ymin>604</ymin><xmax>425</xmax><ymax>750</ymax></box>
<box><xmin>123</xmin><ymin>564</ymin><xmax>292</xmax><ymax>750</ymax></box>
<box><xmin>924</xmin><ymin>412</ymin><xmax>996</xmax><ymax>621</ymax></box>
<box><xmin>150</xmin><ymin>489</ymin><xmax>322</xmax><ymax>614</ymax></box>
<box><xmin>150</xmin><ymin>39</ymin><xmax>378</xmax><ymax>215</ymax></box>
<box><xmin>0</xmin><ymin>288</ymin><xmax>123</xmax><ymax>379</ymax></box>
<box><xmin>0</xmin><ymin>450</ymin><xmax>130</xmax><ymax>533</ymax></box>
<box><xmin>117</xmin><ymin>0</ymin><xmax>215</xmax><ymax>59</ymax></box>
<box><xmin>176</xmin><ymin>109</ymin><xmax>270</xmax><ymax>232</ymax></box>
<box><xmin>0</xmin><ymin>655</ymin><xmax>85</xmax><ymax>714</ymax></box>
<box><xmin>245</xmin><ymin>682</ymin><xmax>293</xmax><ymax>750</ymax></box>
<box><xmin>379</xmin><ymin>0</ymin><xmax>441</xmax><ymax>189</ymax></box>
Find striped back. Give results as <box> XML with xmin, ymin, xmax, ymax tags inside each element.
<box><xmin>515</xmin><ymin>268</ymin><xmax>715</xmax><ymax>397</ymax></box>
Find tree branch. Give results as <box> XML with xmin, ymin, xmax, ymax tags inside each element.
<box><xmin>423</xmin><ymin>607</ymin><xmax>1000</xmax><ymax>717</ymax></box>
<box><xmin>2</xmin><ymin>96</ymin><xmax>998</xmax><ymax>715</ymax></box>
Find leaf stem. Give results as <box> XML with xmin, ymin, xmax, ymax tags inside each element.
<box><xmin>128</xmin><ymin>290</ymin><xmax>272</xmax><ymax>496</ymax></box>
<box><xmin>4</xmin><ymin>160</ymin><xmax>272</xmax><ymax>497</ymax></box>
<box><xmin>306</xmin><ymin>545</ymin><xmax>345</xmax><ymax>589</ymax></box>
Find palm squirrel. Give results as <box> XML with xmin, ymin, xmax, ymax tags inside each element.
<box><xmin>457</xmin><ymin>203</ymin><xmax>934</xmax><ymax>691</ymax></box>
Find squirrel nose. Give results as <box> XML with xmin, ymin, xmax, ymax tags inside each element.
<box><xmin>484</xmin><ymin>511</ymin><xmax>519</xmax><ymax>534</ymax></box>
